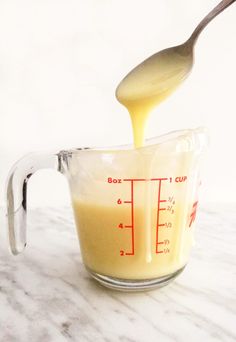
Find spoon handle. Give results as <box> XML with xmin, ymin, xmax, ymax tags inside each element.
<box><xmin>189</xmin><ymin>0</ymin><xmax>236</xmax><ymax>43</ymax></box>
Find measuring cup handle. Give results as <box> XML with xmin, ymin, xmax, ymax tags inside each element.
<box><xmin>6</xmin><ymin>151</ymin><xmax>62</xmax><ymax>255</ymax></box>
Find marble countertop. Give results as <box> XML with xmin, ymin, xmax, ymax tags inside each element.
<box><xmin>0</xmin><ymin>204</ymin><xmax>235</xmax><ymax>342</ymax></box>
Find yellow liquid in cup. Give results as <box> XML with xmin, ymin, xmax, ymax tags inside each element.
<box><xmin>73</xmin><ymin>200</ymin><xmax>193</xmax><ymax>279</ymax></box>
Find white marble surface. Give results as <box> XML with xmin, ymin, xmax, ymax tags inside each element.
<box><xmin>0</xmin><ymin>204</ymin><xmax>235</xmax><ymax>342</ymax></box>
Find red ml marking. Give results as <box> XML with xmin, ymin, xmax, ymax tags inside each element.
<box><xmin>189</xmin><ymin>201</ymin><xmax>198</xmax><ymax>227</ymax></box>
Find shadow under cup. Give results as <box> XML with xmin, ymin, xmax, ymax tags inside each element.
<box><xmin>7</xmin><ymin>127</ymin><xmax>208</xmax><ymax>291</ymax></box>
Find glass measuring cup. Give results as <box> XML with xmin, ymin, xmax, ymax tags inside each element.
<box><xmin>6</xmin><ymin>127</ymin><xmax>208</xmax><ymax>291</ymax></box>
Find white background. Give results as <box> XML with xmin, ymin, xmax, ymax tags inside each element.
<box><xmin>0</xmin><ymin>0</ymin><xmax>235</xmax><ymax>207</ymax></box>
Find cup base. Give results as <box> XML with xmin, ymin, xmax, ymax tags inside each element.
<box><xmin>87</xmin><ymin>265</ymin><xmax>186</xmax><ymax>292</ymax></box>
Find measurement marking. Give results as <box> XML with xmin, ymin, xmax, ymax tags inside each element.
<box><xmin>155</xmin><ymin>178</ymin><xmax>169</xmax><ymax>254</ymax></box>
<box><xmin>189</xmin><ymin>201</ymin><xmax>198</xmax><ymax>227</ymax></box>
<box><xmin>129</xmin><ymin>180</ymin><xmax>134</xmax><ymax>255</ymax></box>
<box><xmin>123</xmin><ymin>178</ymin><xmax>146</xmax><ymax>182</ymax></box>
<box><xmin>151</xmin><ymin>178</ymin><xmax>168</xmax><ymax>181</ymax></box>
<box><xmin>120</xmin><ymin>179</ymin><xmax>135</xmax><ymax>256</ymax></box>
<box><xmin>119</xmin><ymin>177</ymin><xmax>171</xmax><ymax>255</ymax></box>
<box><xmin>156</xmin><ymin>179</ymin><xmax>162</xmax><ymax>253</ymax></box>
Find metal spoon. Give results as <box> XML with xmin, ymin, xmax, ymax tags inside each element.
<box><xmin>116</xmin><ymin>0</ymin><xmax>236</xmax><ymax>108</ymax></box>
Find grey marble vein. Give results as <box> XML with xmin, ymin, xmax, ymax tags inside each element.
<box><xmin>0</xmin><ymin>203</ymin><xmax>235</xmax><ymax>342</ymax></box>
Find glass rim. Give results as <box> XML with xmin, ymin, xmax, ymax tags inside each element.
<box><xmin>62</xmin><ymin>126</ymin><xmax>208</xmax><ymax>154</ymax></box>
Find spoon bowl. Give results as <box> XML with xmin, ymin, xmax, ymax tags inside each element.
<box><xmin>116</xmin><ymin>42</ymin><xmax>193</xmax><ymax>110</ymax></box>
<box><xmin>116</xmin><ymin>0</ymin><xmax>235</xmax><ymax>109</ymax></box>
